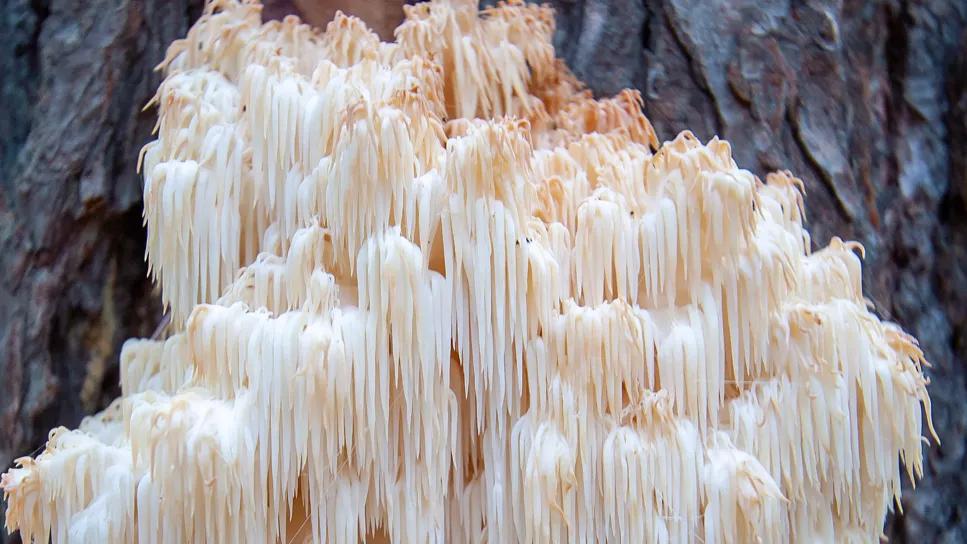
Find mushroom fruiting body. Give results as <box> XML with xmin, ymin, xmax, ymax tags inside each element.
<box><xmin>1</xmin><ymin>1</ymin><xmax>935</xmax><ymax>543</ymax></box>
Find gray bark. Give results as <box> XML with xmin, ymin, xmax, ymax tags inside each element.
<box><xmin>1</xmin><ymin>0</ymin><xmax>964</xmax><ymax>542</ymax></box>
<box><xmin>0</xmin><ymin>0</ymin><xmax>200</xmax><ymax>541</ymax></box>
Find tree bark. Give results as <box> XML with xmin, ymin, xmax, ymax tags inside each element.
<box><xmin>1</xmin><ymin>0</ymin><xmax>964</xmax><ymax>542</ymax></box>
<box><xmin>0</xmin><ymin>0</ymin><xmax>201</xmax><ymax>541</ymax></box>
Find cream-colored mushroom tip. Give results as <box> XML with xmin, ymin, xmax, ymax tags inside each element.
<box><xmin>2</xmin><ymin>0</ymin><xmax>936</xmax><ymax>542</ymax></box>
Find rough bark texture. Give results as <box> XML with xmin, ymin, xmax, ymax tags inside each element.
<box><xmin>0</xmin><ymin>0</ymin><xmax>202</xmax><ymax>541</ymax></box>
<box><xmin>1</xmin><ymin>0</ymin><xmax>964</xmax><ymax>542</ymax></box>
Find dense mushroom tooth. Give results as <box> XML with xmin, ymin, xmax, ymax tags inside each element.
<box><xmin>1</xmin><ymin>426</ymin><xmax>141</xmax><ymax>544</ymax></box>
<box><xmin>319</xmin><ymin>11</ymin><xmax>382</xmax><ymax>67</ymax></box>
<box><xmin>395</xmin><ymin>0</ymin><xmax>557</xmax><ymax>121</ymax></box>
<box><xmin>119</xmin><ymin>338</ymin><xmax>167</xmax><ymax>396</ymax></box>
<box><xmin>2</xmin><ymin>1</ymin><xmax>936</xmax><ymax>543</ymax></box>
<box><xmin>548</xmin><ymin>89</ymin><xmax>660</xmax><ymax>150</ymax></box>
<box><xmin>703</xmin><ymin>432</ymin><xmax>787</xmax><ymax>544</ymax></box>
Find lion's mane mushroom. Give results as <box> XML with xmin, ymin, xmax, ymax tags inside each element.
<box><xmin>2</xmin><ymin>1</ymin><xmax>935</xmax><ymax>543</ymax></box>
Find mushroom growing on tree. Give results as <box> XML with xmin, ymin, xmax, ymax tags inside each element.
<box><xmin>1</xmin><ymin>1</ymin><xmax>936</xmax><ymax>542</ymax></box>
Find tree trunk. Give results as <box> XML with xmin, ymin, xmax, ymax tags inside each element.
<box><xmin>0</xmin><ymin>0</ymin><xmax>201</xmax><ymax>541</ymax></box>
<box><xmin>1</xmin><ymin>0</ymin><xmax>963</xmax><ymax>542</ymax></box>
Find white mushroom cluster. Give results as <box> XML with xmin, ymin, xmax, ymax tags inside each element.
<box><xmin>2</xmin><ymin>1</ymin><xmax>935</xmax><ymax>542</ymax></box>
